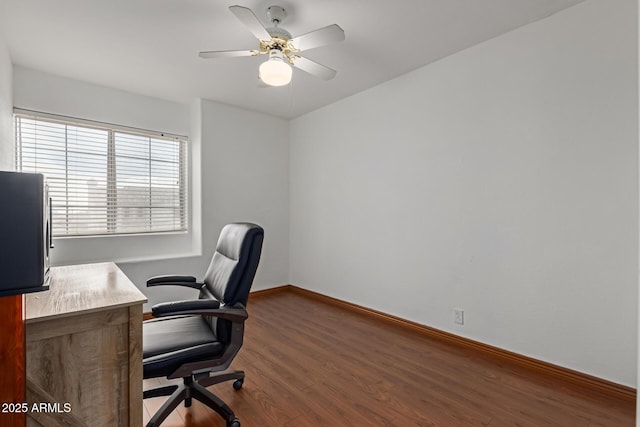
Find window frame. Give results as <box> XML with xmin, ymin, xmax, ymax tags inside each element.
<box><xmin>14</xmin><ymin>108</ymin><xmax>189</xmax><ymax>238</ymax></box>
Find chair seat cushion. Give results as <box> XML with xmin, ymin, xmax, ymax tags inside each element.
<box><xmin>143</xmin><ymin>315</ymin><xmax>225</xmax><ymax>379</ymax></box>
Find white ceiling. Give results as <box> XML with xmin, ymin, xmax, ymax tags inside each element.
<box><xmin>1</xmin><ymin>0</ymin><xmax>584</xmax><ymax>119</ymax></box>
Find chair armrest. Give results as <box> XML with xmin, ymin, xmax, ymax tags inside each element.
<box><xmin>152</xmin><ymin>303</ymin><xmax>249</xmax><ymax>323</ymax></box>
<box><xmin>146</xmin><ymin>275</ymin><xmax>203</xmax><ymax>289</ymax></box>
<box><xmin>151</xmin><ymin>299</ymin><xmax>221</xmax><ymax>317</ymax></box>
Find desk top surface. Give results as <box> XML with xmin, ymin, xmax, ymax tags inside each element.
<box><xmin>26</xmin><ymin>262</ymin><xmax>148</xmax><ymax>323</ymax></box>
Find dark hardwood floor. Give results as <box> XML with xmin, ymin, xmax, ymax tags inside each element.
<box><xmin>143</xmin><ymin>291</ymin><xmax>635</xmax><ymax>426</ymax></box>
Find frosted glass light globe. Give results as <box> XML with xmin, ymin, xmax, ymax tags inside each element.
<box><xmin>259</xmin><ymin>50</ymin><xmax>292</xmax><ymax>87</ymax></box>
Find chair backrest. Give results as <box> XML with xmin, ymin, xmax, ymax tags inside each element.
<box><xmin>199</xmin><ymin>223</ymin><xmax>263</xmax><ymax>342</ymax></box>
<box><xmin>200</xmin><ymin>222</ymin><xmax>264</xmax><ymax>306</ymax></box>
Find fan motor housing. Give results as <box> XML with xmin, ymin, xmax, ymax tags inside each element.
<box><xmin>267</xmin><ymin>26</ymin><xmax>292</xmax><ymax>40</ymax></box>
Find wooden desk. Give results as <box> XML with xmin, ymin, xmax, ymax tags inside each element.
<box><xmin>25</xmin><ymin>262</ymin><xmax>147</xmax><ymax>427</ymax></box>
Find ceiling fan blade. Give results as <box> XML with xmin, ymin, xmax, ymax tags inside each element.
<box><xmin>291</xmin><ymin>24</ymin><xmax>345</xmax><ymax>51</ymax></box>
<box><xmin>199</xmin><ymin>49</ymin><xmax>257</xmax><ymax>59</ymax></box>
<box><xmin>229</xmin><ymin>5</ymin><xmax>272</xmax><ymax>41</ymax></box>
<box><xmin>292</xmin><ymin>56</ymin><xmax>337</xmax><ymax>80</ymax></box>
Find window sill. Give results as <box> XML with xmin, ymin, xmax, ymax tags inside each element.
<box><xmin>50</xmin><ymin>230</ymin><xmax>200</xmax><ymax>266</ymax></box>
<box><xmin>109</xmin><ymin>250</ymin><xmax>202</xmax><ymax>265</ymax></box>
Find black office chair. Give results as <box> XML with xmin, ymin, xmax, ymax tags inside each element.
<box><xmin>142</xmin><ymin>222</ymin><xmax>264</xmax><ymax>427</ymax></box>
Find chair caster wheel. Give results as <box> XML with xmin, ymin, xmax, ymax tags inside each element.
<box><xmin>233</xmin><ymin>379</ymin><xmax>244</xmax><ymax>390</ymax></box>
<box><xmin>228</xmin><ymin>417</ymin><xmax>241</xmax><ymax>427</ymax></box>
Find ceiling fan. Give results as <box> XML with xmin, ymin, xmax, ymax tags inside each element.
<box><xmin>199</xmin><ymin>5</ymin><xmax>345</xmax><ymax>87</ymax></box>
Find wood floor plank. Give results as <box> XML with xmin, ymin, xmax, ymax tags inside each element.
<box><xmin>143</xmin><ymin>291</ymin><xmax>635</xmax><ymax>426</ymax></box>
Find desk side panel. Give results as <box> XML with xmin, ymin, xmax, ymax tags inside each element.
<box><xmin>27</xmin><ymin>307</ymin><xmax>130</xmax><ymax>426</ymax></box>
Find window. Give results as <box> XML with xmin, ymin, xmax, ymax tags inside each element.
<box><xmin>15</xmin><ymin>109</ymin><xmax>188</xmax><ymax>237</ymax></box>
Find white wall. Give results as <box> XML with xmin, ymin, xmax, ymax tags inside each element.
<box><xmin>0</xmin><ymin>31</ymin><xmax>13</xmax><ymax>170</ymax></box>
<box><xmin>637</xmin><ymin>0</ymin><xmax>640</xmax><ymax>421</ymax></box>
<box><xmin>290</xmin><ymin>0</ymin><xmax>638</xmax><ymax>386</ymax></box>
<box><xmin>198</xmin><ymin>99</ymin><xmax>289</xmax><ymax>292</ymax></box>
<box><xmin>12</xmin><ymin>69</ymin><xmax>290</xmax><ymax>308</ymax></box>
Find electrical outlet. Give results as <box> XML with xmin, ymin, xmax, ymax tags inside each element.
<box><xmin>453</xmin><ymin>308</ymin><xmax>464</xmax><ymax>325</ymax></box>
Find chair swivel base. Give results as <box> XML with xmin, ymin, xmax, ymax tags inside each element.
<box><xmin>144</xmin><ymin>375</ymin><xmax>241</xmax><ymax>427</ymax></box>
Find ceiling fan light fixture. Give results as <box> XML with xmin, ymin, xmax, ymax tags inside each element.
<box><xmin>259</xmin><ymin>49</ymin><xmax>292</xmax><ymax>86</ymax></box>
<box><xmin>200</xmin><ymin>5</ymin><xmax>345</xmax><ymax>86</ymax></box>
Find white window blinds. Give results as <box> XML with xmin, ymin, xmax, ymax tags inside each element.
<box><xmin>15</xmin><ymin>110</ymin><xmax>188</xmax><ymax>237</ymax></box>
